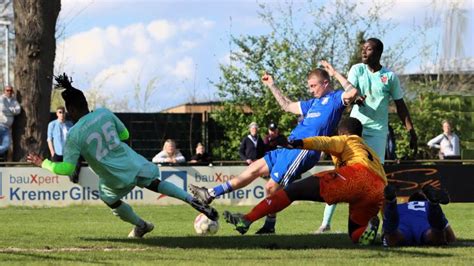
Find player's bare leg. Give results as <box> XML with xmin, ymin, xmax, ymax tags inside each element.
<box><xmin>190</xmin><ymin>158</ymin><xmax>269</xmax><ymax>204</ymax></box>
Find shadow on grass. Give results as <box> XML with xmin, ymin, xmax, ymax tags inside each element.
<box><xmin>83</xmin><ymin>233</ymin><xmax>474</xmax><ymax>256</ymax></box>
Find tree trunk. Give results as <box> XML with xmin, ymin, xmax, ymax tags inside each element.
<box><xmin>12</xmin><ymin>0</ymin><xmax>60</xmax><ymax>161</ymax></box>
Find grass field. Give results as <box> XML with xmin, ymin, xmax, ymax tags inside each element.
<box><xmin>0</xmin><ymin>202</ymin><xmax>472</xmax><ymax>265</ymax></box>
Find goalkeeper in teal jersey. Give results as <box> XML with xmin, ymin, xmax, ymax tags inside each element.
<box><xmin>27</xmin><ymin>74</ymin><xmax>218</xmax><ymax>238</ymax></box>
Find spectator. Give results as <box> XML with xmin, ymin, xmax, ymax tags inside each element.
<box><xmin>263</xmin><ymin>122</ymin><xmax>287</xmax><ymax>152</ymax></box>
<box><xmin>427</xmin><ymin>120</ymin><xmax>460</xmax><ymax>159</ymax></box>
<box><xmin>189</xmin><ymin>142</ymin><xmax>212</xmax><ymax>164</ymax></box>
<box><xmin>152</xmin><ymin>139</ymin><xmax>186</xmax><ymax>164</ymax></box>
<box><xmin>239</xmin><ymin>122</ymin><xmax>265</xmax><ymax>165</ymax></box>
<box><xmin>0</xmin><ymin>85</ymin><xmax>21</xmax><ymax>157</ymax></box>
<box><xmin>47</xmin><ymin>106</ymin><xmax>74</xmax><ymax>162</ymax></box>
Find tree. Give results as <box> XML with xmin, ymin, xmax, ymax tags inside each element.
<box><xmin>212</xmin><ymin>0</ymin><xmax>413</xmax><ymax>160</ymax></box>
<box><xmin>12</xmin><ymin>0</ymin><xmax>61</xmax><ymax>160</ymax></box>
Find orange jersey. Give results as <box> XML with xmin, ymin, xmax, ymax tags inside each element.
<box><xmin>302</xmin><ymin>135</ymin><xmax>386</xmax><ymax>184</ymax></box>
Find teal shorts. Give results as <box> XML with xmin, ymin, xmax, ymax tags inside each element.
<box><xmin>362</xmin><ymin>131</ymin><xmax>387</xmax><ymax>164</ymax></box>
<box><xmin>99</xmin><ymin>162</ymin><xmax>160</xmax><ymax>205</ymax></box>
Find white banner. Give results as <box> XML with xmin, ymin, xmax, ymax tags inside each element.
<box><xmin>0</xmin><ymin>165</ymin><xmax>334</xmax><ymax>207</ymax></box>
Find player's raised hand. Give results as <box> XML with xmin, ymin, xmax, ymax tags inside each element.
<box><xmin>261</xmin><ymin>73</ymin><xmax>274</xmax><ymax>87</ymax></box>
<box><xmin>286</xmin><ymin>139</ymin><xmax>303</xmax><ymax>149</ymax></box>
<box><xmin>319</xmin><ymin>60</ymin><xmax>336</xmax><ymax>77</ymax></box>
<box><xmin>27</xmin><ymin>153</ymin><xmax>44</xmax><ymax>167</ymax></box>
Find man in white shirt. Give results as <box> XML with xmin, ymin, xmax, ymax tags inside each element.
<box><xmin>427</xmin><ymin>120</ymin><xmax>460</xmax><ymax>159</ymax></box>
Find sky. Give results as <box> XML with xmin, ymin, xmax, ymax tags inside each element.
<box><xmin>56</xmin><ymin>0</ymin><xmax>474</xmax><ymax>112</ymax></box>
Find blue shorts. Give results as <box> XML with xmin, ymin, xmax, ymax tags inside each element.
<box><xmin>398</xmin><ymin>216</ymin><xmax>431</xmax><ymax>245</ymax></box>
<box><xmin>263</xmin><ymin>148</ymin><xmax>320</xmax><ymax>186</ymax></box>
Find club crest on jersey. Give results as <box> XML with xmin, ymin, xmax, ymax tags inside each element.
<box><xmin>321</xmin><ymin>97</ymin><xmax>329</xmax><ymax>105</ymax></box>
<box><xmin>381</xmin><ymin>75</ymin><xmax>388</xmax><ymax>84</ymax></box>
<box><xmin>306</xmin><ymin>112</ymin><xmax>321</xmax><ymax>118</ymax></box>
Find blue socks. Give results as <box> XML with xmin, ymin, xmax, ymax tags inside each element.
<box><xmin>383</xmin><ymin>199</ymin><xmax>399</xmax><ymax>234</ymax></box>
<box><xmin>211</xmin><ymin>181</ymin><xmax>234</xmax><ymax>197</ymax></box>
<box><xmin>428</xmin><ymin>203</ymin><xmax>448</xmax><ymax>231</ymax></box>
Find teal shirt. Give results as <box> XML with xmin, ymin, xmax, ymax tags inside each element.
<box><xmin>348</xmin><ymin>63</ymin><xmax>403</xmax><ymax>134</ymax></box>
<box><xmin>63</xmin><ymin>108</ymin><xmax>149</xmax><ymax>190</ymax></box>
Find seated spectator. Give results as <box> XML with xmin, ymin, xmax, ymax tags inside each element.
<box><xmin>189</xmin><ymin>142</ymin><xmax>212</xmax><ymax>164</ymax></box>
<box><xmin>152</xmin><ymin>139</ymin><xmax>186</xmax><ymax>164</ymax></box>
<box><xmin>427</xmin><ymin>120</ymin><xmax>460</xmax><ymax>160</ymax></box>
<box><xmin>263</xmin><ymin>122</ymin><xmax>287</xmax><ymax>152</ymax></box>
<box><xmin>239</xmin><ymin>122</ymin><xmax>265</xmax><ymax>165</ymax></box>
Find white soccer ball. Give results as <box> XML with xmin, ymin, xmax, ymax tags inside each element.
<box><xmin>194</xmin><ymin>213</ymin><xmax>219</xmax><ymax>235</ymax></box>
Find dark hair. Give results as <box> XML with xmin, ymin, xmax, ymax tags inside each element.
<box><xmin>307</xmin><ymin>68</ymin><xmax>330</xmax><ymax>82</ymax></box>
<box><xmin>408</xmin><ymin>191</ymin><xmax>427</xmax><ymax>202</ymax></box>
<box><xmin>367</xmin><ymin>38</ymin><xmax>384</xmax><ymax>55</ymax></box>
<box><xmin>54</xmin><ymin>73</ymin><xmax>89</xmax><ymax>111</ymax></box>
<box><xmin>57</xmin><ymin>106</ymin><xmax>65</xmax><ymax>112</ymax></box>
<box><xmin>338</xmin><ymin>117</ymin><xmax>363</xmax><ymax>137</ymax></box>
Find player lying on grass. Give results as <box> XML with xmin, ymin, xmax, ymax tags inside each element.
<box><xmin>223</xmin><ymin>117</ymin><xmax>385</xmax><ymax>244</ymax></box>
<box><xmin>382</xmin><ymin>184</ymin><xmax>456</xmax><ymax>246</ymax></box>
<box><xmin>191</xmin><ymin>68</ymin><xmax>359</xmax><ymax>234</ymax></box>
<box><xmin>27</xmin><ymin>74</ymin><xmax>218</xmax><ymax>238</ymax></box>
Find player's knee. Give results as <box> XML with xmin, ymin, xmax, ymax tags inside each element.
<box><xmin>265</xmin><ymin>181</ymin><xmax>280</xmax><ymax>196</ymax></box>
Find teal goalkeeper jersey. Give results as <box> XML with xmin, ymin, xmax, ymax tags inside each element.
<box><xmin>348</xmin><ymin>63</ymin><xmax>403</xmax><ymax>135</ymax></box>
<box><xmin>63</xmin><ymin>108</ymin><xmax>149</xmax><ymax>189</ymax></box>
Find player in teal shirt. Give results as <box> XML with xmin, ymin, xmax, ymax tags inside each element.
<box><xmin>317</xmin><ymin>38</ymin><xmax>417</xmax><ymax>233</ymax></box>
<box><xmin>27</xmin><ymin>74</ymin><xmax>218</xmax><ymax>238</ymax></box>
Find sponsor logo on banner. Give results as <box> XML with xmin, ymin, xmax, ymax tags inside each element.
<box><xmin>194</xmin><ymin>171</ymin><xmax>237</xmax><ymax>183</ymax></box>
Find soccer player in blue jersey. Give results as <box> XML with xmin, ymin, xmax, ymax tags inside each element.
<box><xmin>27</xmin><ymin>74</ymin><xmax>218</xmax><ymax>238</ymax></box>
<box><xmin>191</xmin><ymin>68</ymin><xmax>358</xmax><ymax>234</ymax></box>
<box><xmin>382</xmin><ymin>184</ymin><xmax>456</xmax><ymax>246</ymax></box>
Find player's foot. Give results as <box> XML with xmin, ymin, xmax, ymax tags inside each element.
<box><xmin>422</xmin><ymin>185</ymin><xmax>450</xmax><ymax>205</ymax></box>
<box><xmin>358</xmin><ymin>216</ymin><xmax>379</xmax><ymax>245</ymax></box>
<box><xmin>255</xmin><ymin>226</ymin><xmax>275</xmax><ymax>235</ymax></box>
<box><xmin>223</xmin><ymin>211</ymin><xmax>251</xmax><ymax>235</ymax></box>
<box><xmin>189</xmin><ymin>197</ymin><xmax>219</xmax><ymax>221</ymax></box>
<box><xmin>313</xmin><ymin>224</ymin><xmax>331</xmax><ymax>234</ymax></box>
<box><xmin>189</xmin><ymin>184</ymin><xmax>215</xmax><ymax>205</ymax></box>
<box><xmin>384</xmin><ymin>184</ymin><xmax>397</xmax><ymax>201</ymax></box>
<box><xmin>128</xmin><ymin>221</ymin><xmax>154</xmax><ymax>238</ymax></box>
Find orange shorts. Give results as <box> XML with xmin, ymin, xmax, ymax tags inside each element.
<box><xmin>316</xmin><ymin>163</ymin><xmax>385</xmax><ymax>226</ymax></box>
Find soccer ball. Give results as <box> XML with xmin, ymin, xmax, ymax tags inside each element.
<box><xmin>194</xmin><ymin>213</ymin><xmax>219</xmax><ymax>235</ymax></box>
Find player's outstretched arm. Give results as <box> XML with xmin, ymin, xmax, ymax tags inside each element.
<box><xmin>261</xmin><ymin>73</ymin><xmax>301</xmax><ymax>114</ymax></box>
<box><xmin>27</xmin><ymin>153</ymin><xmax>75</xmax><ymax>176</ymax></box>
<box><xmin>319</xmin><ymin>60</ymin><xmax>358</xmax><ymax>105</ymax></box>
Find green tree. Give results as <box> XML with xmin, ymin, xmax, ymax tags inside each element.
<box><xmin>212</xmin><ymin>0</ymin><xmax>412</xmax><ymax>160</ymax></box>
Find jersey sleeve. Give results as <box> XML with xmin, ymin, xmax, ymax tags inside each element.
<box><xmin>299</xmin><ymin>99</ymin><xmax>315</xmax><ymax>116</ymax></box>
<box><xmin>302</xmin><ymin>135</ymin><xmax>346</xmax><ymax>154</ymax></box>
<box><xmin>334</xmin><ymin>90</ymin><xmax>346</xmax><ymax>109</ymax></box>
<box><xmin>110</xmin><ymin>110</ymin><xmax>129</xmax><ymax>140</ymax></box>
<box><xmin>390</xmin><ymin>74</ymin><xmax>404</xmax><ymax>100</ymax></box>
<box><xmin>347</xmin><ymin>65</ymin><xmax>359</xmax><ymax>90</ymax></box>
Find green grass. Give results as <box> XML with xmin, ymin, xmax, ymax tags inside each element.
<box><xmin>0</xmin><ymin>203</ymin><xmax>473</xmax><ymax>265</ymax></box>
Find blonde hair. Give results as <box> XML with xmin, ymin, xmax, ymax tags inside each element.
<box><xmin>162</xmin><ymin>139</ymin><xmax>176</xmax><ymax>150</ymax></box>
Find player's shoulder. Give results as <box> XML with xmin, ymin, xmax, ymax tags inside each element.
<box><xmin>380</xmin><ymin>66</ymin><xmax>399</xmax><ymax>78</ymax></box>
<box><xmin>350</xmin><ymin>63</ymin><xmax>365</xmax><ymax>73</ymax></box>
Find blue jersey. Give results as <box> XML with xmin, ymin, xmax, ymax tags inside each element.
<box><xmin>397</xmin><ymin>201</ymin><xmax>432</xmax><ymax>245</ymax></box>
<box><xmin>289</xmin><ymin>90</ymin><xmax>345</xmax><ymax>140</ymax></box>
